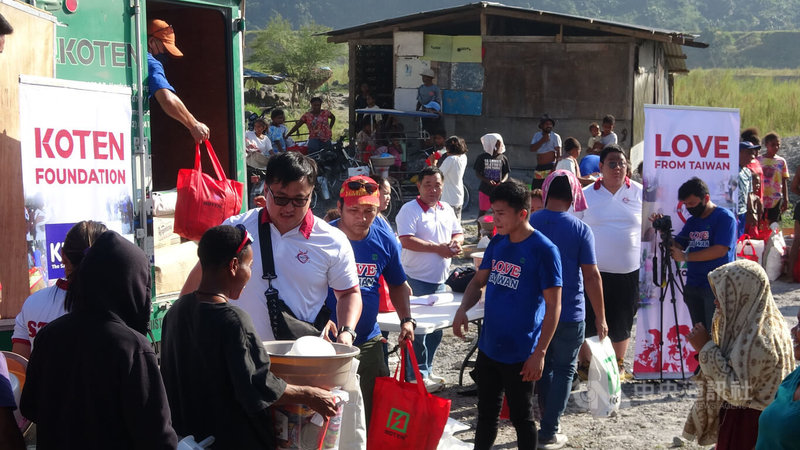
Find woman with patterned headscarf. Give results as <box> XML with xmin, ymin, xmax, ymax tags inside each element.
<box><xmin>683</xmin><ymin>259</ymin><xmax>794</xmax><ymax>448</ymax></box>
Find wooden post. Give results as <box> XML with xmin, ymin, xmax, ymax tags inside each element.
<box><xmin>348</xmin><ymin>41</ymin><xmax>356</xmax><ymax>139</ymax></box>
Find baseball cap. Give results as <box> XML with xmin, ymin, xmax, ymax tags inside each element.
<box><xmin>423</xmin><ymin>101</ymin><xmax>441</xmax><ymax>112</ymax></box>
<box><xmin>739</xmin><ymin>141</ymin><xmax>761</xmax><ymax>151</ymax></box>
<box><xmin>420</xmin><ymin>68</ymin><xmax>435</xmax><ymax>78</ymax></box>
<box><xmin>339</xmin><ymin>175</ymin><xmax>380</xmax><ymax>207</ymax></box>
<box><xmin>148</xmin><ymin>19</ymin><xmax>183</xmax><ymax>58</ymax></box>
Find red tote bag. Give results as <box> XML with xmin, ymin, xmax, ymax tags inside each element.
<box><xmin>173</xmin><ymin>140</ymin><xmax>244</xmax><ymax>241</ymax></box>
<box><xmin>368</xmin><ymin>339</ymin><xmax>451</xmax><ymax>450</ymax></box>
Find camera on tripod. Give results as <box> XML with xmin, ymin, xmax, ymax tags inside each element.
<box><xmin>652</xmin><ymin>215</ymin><xmax>673</xmax><ymax>248</ymax></box>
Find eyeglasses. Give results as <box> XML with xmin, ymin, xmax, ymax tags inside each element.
<box><xmin>606</xmin><ymin>161</ymin><xmax>627</xmax><ymax>169</ymax></box>
<box><xmin>234</xmin><ymin>224</ymin><xmax>253</xmax><ymax>254</ymax></box>
<box><xmin>346</xmin><ymin>180</ymin><xmax>379</xmax><ymax>194</ymax></box>
<box><xmin>268</xmin><ymin>187</ymin><xmax>310</xmax><ymax>207</ymax></box>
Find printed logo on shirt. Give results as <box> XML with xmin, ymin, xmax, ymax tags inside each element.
<box><xmin>689</xmin><ymin>231</ymin><xmax>710</xmax><ymax>249</ymax></box>
<box><xmin>484</xmin><ymin>158</ymin><xmax>503</xmax><ymax>183</ymax></box>
<box><xmin>296</xmin><ymin>249</ymin><xmax>309</xmax><ymax>264</ymax></box>
<box><xmin>356</xmin><ymin>263</ymin><xmax>378</xmax><ymax>288</ymax></box>
<box><xmin>27</xmin><ymin>321</ymin><xmax>48</xmax><ymax>338</ymax></box>
<box><xmin>488</xmin><ymin>259</ymin><xmax>521</xmax><ymax>289</ymax></box>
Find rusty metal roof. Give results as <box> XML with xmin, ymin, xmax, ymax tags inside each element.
<box><xmin>327</xmin><ymin>1</ymin><xmax>708</xmax><ymax>69</ymax></box>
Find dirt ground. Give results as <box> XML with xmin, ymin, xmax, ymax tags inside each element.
<box><xmin>385</xmin><ymin>255</ymin><xmax>799</xmax><ymax>450</ymax></box>
<box><xmin>383</xmin><ymin>207</ymin><xmax>800</xmax><ymax>450</ymax></box>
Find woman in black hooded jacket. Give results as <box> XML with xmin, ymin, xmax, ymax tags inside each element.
<box><xmin>20</xmin><ymin>231</ymin><xmax>177</xmax><ymax>449</ymax></box>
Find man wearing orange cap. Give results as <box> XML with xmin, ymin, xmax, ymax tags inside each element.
<box><xmin>147</xmin><ymin>19</ymin><xmax>210</xmax><ymax>143</ymax></box>
<box><xmin>326</xmin><ymin>175</ymin><xmax>415</xmax><ymax>423</ymax></box>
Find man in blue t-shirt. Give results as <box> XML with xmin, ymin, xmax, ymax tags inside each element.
<box><xmin>326</xmin><ymin>175</ymin><xmax>415</xmax><ymax>424</ymax></box>
<box><xmin>147</xmin><ymin>19</ymin><xmax>210</xmax><ymax>143</ymax></box>
<box><xmin>454</xmin><ymin>180</ymin><xmax>562</xmax><ymax>450</ymax></box>
<box><xmin>529</xmin><ymin>171</ymin><xmax>607</xmax><ymax>448</ymax></box>
<box><xmin>663</xmin><ymin>177</ymin><xmax>736</xmax><ymax>332</ymax></box>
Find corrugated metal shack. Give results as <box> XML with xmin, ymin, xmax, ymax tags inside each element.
<box><xmin>327</xmin><ymin>2</ymin><xmax>707</xmax><ymax>173</ymax></box>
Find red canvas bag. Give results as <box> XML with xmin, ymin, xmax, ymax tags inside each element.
<box><xmin>173</xmin><ymin>140</ymin><xmax>243</xmax><ymax>241</ymax></box>
<box><xmin>735</xmin><ymin>234</ymin><xmax>760</xmax><ymax>262</ymax></box>
<box><xmin>367</xmin><ymin>339</ymin><xmax>451</xmax><ymax>450</ymax></box>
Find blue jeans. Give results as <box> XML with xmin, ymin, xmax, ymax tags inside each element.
<box><xmin>405</xmin><ymin>277</ymin><xmax>446</xmax><ymax>379</ymax></box>
<box><xmin>307</xmin><ymin>138</ymin><xmax>331</xmax><ymax>154</ymax></box>
<box><xmin>537</xmin><ymin>320</ymin><xmax>585</xmax><ymax>440</ymax></box>
<box><xmin>738</xmin><ymin>213</ymin><xmax>746</xmax><ymax>238</ymax></box>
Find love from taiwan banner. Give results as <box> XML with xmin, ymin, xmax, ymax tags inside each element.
<box><xmin>635</xmin><ymin>105</ymin><xmax>739</xmax><ymax>380</ymax></box>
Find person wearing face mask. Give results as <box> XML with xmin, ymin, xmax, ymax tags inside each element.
<box><xmin>147</xmin><ymin>19</ymin><xmax>210</xmax><ymax>143</ymax></box>
<box><xmin>668</xmin><ymin>177</ymin><xmax>737</xmax><ymax>332</ymax></box>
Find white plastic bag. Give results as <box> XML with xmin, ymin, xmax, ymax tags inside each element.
<box><xmin>762</xmin><ymin>224</ymin><xmax>786</xmax><ymax>281</ymax></box>
<box><xmin>735</xmin><ymin>236</ymin><xmax>764</xmax><ymax>264</ymax></box>
<box><xmin>436</xmin><ymin>418</ymin><xmax>471</xmax><ymax>450</ymax></box>
<box><xmin>337</xmin><ymin>359</ymin><xmax>367</xmax><ymax>449</ymax></box>
<box><xmin>585</xmin><ymin>336</ymin><xmax>621</xmax><ymax>418</ymax></box>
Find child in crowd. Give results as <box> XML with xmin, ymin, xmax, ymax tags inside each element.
<box><xmin>421</xmin><ymin>101</ymin><xmax>445</xmax><ymax>140</ymax></box>
<box><xmin>245</xmin><ymin>118</ymin><xmax>273</xmax><ymax>169</ymax></box>
<box><xmin>426</xmin><ymin>133</ymin><xmax>447</xmax><ymax>167</ymax></box>
<box><xmin>582</xmin><ymin>122</ymin><xmax>601</xmax><ymax>161</ymax></box>
<box><xmin>356</xmin><ymin>120</ymin><xmax>376</xmax><ymax>162</ymax></box>
<box><xmin>758</xmin><ymin>132</ymin><xmax>789</xmax><ymax>224</ymax></box>
<box><xmin>386</xmin><ymin>137</ymin><xmax>403</xmax><ymax>168</ymax></box>
<box><xmin>530</xmin><ymin>189</ymin><xmax>544</xmax><ymax>214</ymax></box>
<box><xmin>268</xmin><ymin>109</ymin><xmax>290</xmax><ymax>153</ymax></box>
<box><xmin>453</xmin><ymin>180</ymin><xmax>562</xmax><ymax>450</ymax></box>
<box><xmin>592</xmin><ymin>114</ymin><xmax>618</xmax><ymax>152</ymax></box>
<box><xmin>556</xmin><ymin>138</ymin><xmax>595</xmax><ymax>186</ymax></box>
<box><xmin>746</xmin><ymin>174</ymin><xmax>765</xmax><ymax>239</ymax></box>
<box><xmin>474</xmin><ymin>133</ymin><xmax>510</xmax><ymax>217</ymax></box>
<box><xmin>439</xmin><ymin>136</ymin><xmax>469</xmax><ymax>219</ymax></box>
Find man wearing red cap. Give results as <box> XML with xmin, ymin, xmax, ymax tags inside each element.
<box><xmin>325</xmin><ymin>175</ymin><xmax>415</xmax><ymax>423</ymax></box>
<box><xmin>147</xmin><ymin>19</ymin><xmax>210</xmax><ymax>143</ymax></box>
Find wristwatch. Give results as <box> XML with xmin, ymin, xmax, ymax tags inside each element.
<box><xmin>339</xmin><ymin>326</ymin><xmax>357</xmax><ymax>341</ymax></box>
<box><xmin>400</xmin><ymin>317</ymin><xmax>417</xmax><ymax>330</ymax></box>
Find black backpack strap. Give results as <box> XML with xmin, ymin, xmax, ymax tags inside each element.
<box><xmin>258</xmin><ymin>208</ymin><xmax>277</xmax><ymax>280</ymax></box>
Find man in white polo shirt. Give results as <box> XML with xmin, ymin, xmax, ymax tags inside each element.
<box><xmin>181</xmin><ymin>152</ymin><xmax>361</xmax><ymax>345</ymax></box>
<box><xmin>574</xmin><ymin>144</ymin><xmax>642</xmax><ymax>381</ymax></box>
<box><xmin>396</xmin><ymin>166</ymin><xmax>464</xmax><ymax>391</ymax></box>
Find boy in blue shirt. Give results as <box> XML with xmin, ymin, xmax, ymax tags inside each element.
<box><xmin>529</xmin><ymin>171</ymin><xmax>607</xmax><ymax>448</ymax></box>
<box><xmin>454</xmin><ymin>180</ymin><xmax>562</xmax><ymax>450</ymax></box>
<box><xmin>326</xmin><ymin>175</ymin><xmax>415</xmax><ymax>424</ymax></box>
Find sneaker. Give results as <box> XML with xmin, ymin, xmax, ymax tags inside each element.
<box><xmin>428</xmin><ymin>373</ymin><xmax>446</xmax><ymax>384</ymax></box>
<box><xmin>537</xmin><ymin>433</ymin><xmax>567</xmax><ymax>449</ymax></box>
<box><xmin>410</xmin><ymin>377</ymin><xmax>444</xmax><ymax>393</ymax></box>
<box><xmin>576</xmin><ymin>362</ymin><xmax>589</xmax><ymax>381</ymax></box>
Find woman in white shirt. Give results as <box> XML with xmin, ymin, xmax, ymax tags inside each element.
<box><xmin>439</xmin><ymin>136</ymin><xmax>469</xmax><ymax>220</ymax></box>
<box><xmin>244</xmin><ymin>118</ymin><xmax>273</xmax><ymax>170</ymax></box>
<box><xmin>12</xmin><ymin>220</ymin><xmax>107</xmax><ymax>358</ymax></box>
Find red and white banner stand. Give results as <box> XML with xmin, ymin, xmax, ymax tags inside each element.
<box><xmin>19</xmin><ymin>76</ymin><xmax>133</xmax><ymax>285</ymax></box>
<box><xmin>634</xmin><ymin>105</ymin><xmax>740</xmax><ymax>380</ymax></box>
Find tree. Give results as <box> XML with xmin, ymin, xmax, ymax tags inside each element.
<box><xmin>246</xmin><ymin>15</ymin><xmax>343</xmax><ymax>106</ymax></box>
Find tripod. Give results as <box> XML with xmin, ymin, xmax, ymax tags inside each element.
<box><xmin>651</xmin><ymin>232</ymin><xmax>688</xmax><ymax>382</ymax></box>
